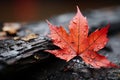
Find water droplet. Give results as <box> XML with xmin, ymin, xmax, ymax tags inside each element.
<box><xmin>91</xmin><ymin>55</ymin><xmax>95</xmax><ymax>59</ymax></box>
<box><xmin>73</xmin><ymin>59</ymin><xmax>76</xmax><ymax>62</ymax></box>
<box><xmin>89</xmin><ymin>59</ymin><xmax>92</xmax><ymax>62</ymax></box>
<box><xmin>73</xmin><ymin>21</ymin><xmax>76</xmax><ymax>24</ymax></box>
<box><xmin>76</xmin><ymin>59</ymin><xmax>80</xmax><ymax>63</ymax></box>
<box><xmin>94</xmin><ymin>48</ymin><xmax>97</xmax><ymax>51</ymax></box>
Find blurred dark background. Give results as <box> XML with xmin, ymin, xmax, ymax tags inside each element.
<box><xmin>0</xmin><ymin>0</ymin><xmax>120</xmax><ymax>22</ymax></box>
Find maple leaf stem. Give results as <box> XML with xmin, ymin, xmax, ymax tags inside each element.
<box><xmin>77</xmin><ymin>18</ymin><xmax>80</xmax><ymax>54</ymax></box>
<box><xmin>76</xmin><ymin>6</ymin><xmax>82</xmax><ymax>54</ymax></box>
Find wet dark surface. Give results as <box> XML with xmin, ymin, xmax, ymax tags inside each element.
<box><xmin>0</xmin><ymin>6</ymin><xmax>120</xmax><ymax>80</ymax></box>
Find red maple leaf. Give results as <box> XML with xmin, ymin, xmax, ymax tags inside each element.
<box><xmin>46</xmin><ymin>7</ymin><xmax>118</xmax><ymax>68</ymax></box>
